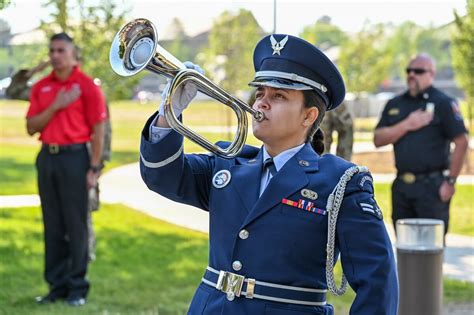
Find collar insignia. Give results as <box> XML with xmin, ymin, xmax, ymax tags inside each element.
<box><xmin>270</xmin><ymin>35</ymin><xmax>289</xmax><ymax>55</ymax></box>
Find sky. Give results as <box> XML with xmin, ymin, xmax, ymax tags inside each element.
<box><xmin>1</xmin><ymin>0</ymin><xmax>467</xmax><ymax>37</ymax></box>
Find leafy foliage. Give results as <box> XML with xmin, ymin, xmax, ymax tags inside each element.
<box><xmin>162</xmin><ymin>17</ymin><xmax>192</xmax><ymax>62</ymax></box>
<box><xmin>452</xmin><ymin>0</ymin><xmax>474</xmax><ymax>127</ymax></box>
<box><xmin>198</xmin><ymin>9</ymin><xmax>263</xmax><ymax>94</ymax></box>
<box><xmin>338</xmin><ymin>23</ymin><xmax>391</xmax><ymax>94</ymax></box>
<box><xmin>300</xmin><ymin>16</ymin><xmax>348</xmax><ymax>49</ymax></box>
<box><xmin>39</xmin><ymin>0</ymin><xmax>141</xmax><ymax>100</ymax></box>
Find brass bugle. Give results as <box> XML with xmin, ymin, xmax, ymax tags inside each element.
<box><xmin>110</xmin><ymin>18</ymin><xmax>265</xmax><ymax>158</ymax></box>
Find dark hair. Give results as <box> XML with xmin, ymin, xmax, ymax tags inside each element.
<box><xmin>50</xmin><ymin>32</ymin><xmax>74</xmax><ymax>43</ymax></box>
<box><xmin>303</xmin><ymin>90</ymin><xmax>326</xmax><ymax>155</ymax></box>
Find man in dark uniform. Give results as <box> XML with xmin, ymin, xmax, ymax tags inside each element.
<box><xmin>140</xmin><ymin>33</ymin><xmax>398</xmax><ymax>314</ymax></box>
<box><xmin>374</xmin><ymin>54</ymin><xmax>468</xmax><ymax>235</ymax></box>
<box><xmin>26</xmin><ymin>32</ymin><xmax>108</xmax><ymax>306</ymax></box>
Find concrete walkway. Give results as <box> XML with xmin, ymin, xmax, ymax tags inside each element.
<box><xmin>3</xmin><ymin>162</ymin><xmax>472</xmax><ymax>283</ymax></box>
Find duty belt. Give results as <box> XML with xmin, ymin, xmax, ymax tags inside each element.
<box><xmin>42</xmin><ymin>143</ymin><xmax>86</xmax><ymax>154</ymax></box>
<box><xmin>201</xmin><ymin>266</ymin><xmax>327</xmax><ymax>306</ymax></box>
<box><xmin>398</xmin><ymin>170</ymin><xmax>445</xmax><ymax>184</ymax></box>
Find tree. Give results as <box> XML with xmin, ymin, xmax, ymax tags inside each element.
<box><xmin>41</xmin><ymin>0</ymin><xmax>70</xmax><ymax>34</ymax></box>
<box><xmin>338</xmin><ymin>22</ymin><xmax>391</xmax><ymax>94</ymax></box>
<box><xmin>300</xmin><ymin>16</ymin><xmax>348</xmax><ymax>49</ymax></box>
<box><xmin>199</xmin><ymin>9</ymin><xmax>262</xmax><ymax>94</ymax></box>
<box><xmin>386</xmin><ymin>21</ymin><xmax>453</xmax><ymax>80</ymax></box>
<box><xmin>0</xmin><ymin>17</ymin><xmax>10</xmax><ymax>47</ymax></box>
<box><xmin>162</xmin><ymin>18</ymin><xmax>192</xmax><ymax>62</ymax></box>
<box><xmin>452</xmin><ymin>0</ymin><xmax>474</xmax><ymax>129</ymax></box>
<box><xmin>40</xmin><ymin>0</ymin><xmax>138</xmax><ymax>100</ymax></box>
<box><xmin>385</xmin><ymin>21</ymin><xmax>421</xmax><ymax>79</ymax></box>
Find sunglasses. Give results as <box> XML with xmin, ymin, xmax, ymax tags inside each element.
<box><xmin>406</xmin><ymin>68</ymin><xmax>430</xmax><ymax>75</ymax></box>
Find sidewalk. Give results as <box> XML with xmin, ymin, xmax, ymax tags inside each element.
<box><xmin>3</xmin><ymin>162</ymin><xmax>471</xmax><ymax>283</ymax></box>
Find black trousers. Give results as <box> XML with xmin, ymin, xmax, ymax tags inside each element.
<box><xmin>36</xmin><ymin>145</ymin><xmax>90</xmax><ymax>298</ymax></box>
<box><xmin>392</xmin><ymin>174</ymin><xmax>450</xmax><ymax>235</ymax></box>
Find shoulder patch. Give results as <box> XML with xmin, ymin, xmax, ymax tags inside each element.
<box><xmin>359</xmin><ymin>198</ymin><xmax>383</xmax><ymax>220</ymax></box>
<box><xmin>451</xmin><ymin>100</ymin><xmax>464</xmax><ymax>121</ymax></box>
<box><xmin>358</xmin><ymin>174</ymin><xmax>374</xmax><ymax>194</ymax></box>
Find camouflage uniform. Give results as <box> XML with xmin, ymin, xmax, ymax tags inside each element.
<box><xmin>7</xmin><ymin>67</ymin><xmax>112</xmax><ymax>261</ymax></box>
<box><xmin>86</xmin><ymin>101</ymin><xmax>112</xmax><ymax>261</ymax></box>
<box><xmin>320</xmin><ymin>101</ymin><xmax>354</xmax><ymax>161</ymax></box>
<box><xmin>5</xmin><ymin>69</ymin><xmax>33</xmax><ymax>101</ymax></box>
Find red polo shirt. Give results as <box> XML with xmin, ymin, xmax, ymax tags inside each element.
<box><xmin>26</xmin><ymin>66</ymin><xmax>107</xmax><ymax>145</ymax></box>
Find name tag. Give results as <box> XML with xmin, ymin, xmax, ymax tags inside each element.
<box><xmin>388</xmin><ymin>108</ymin><xmax>399</xmax><ymax>115</ymax></box>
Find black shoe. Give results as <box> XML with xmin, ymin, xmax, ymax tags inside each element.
<box><xmin>67</xmin><ymin>297</ymin><xmax>86</xmax><ymax>306</ymax></box>
<box><xmin>35</xmin><ymin>293</ymin><xmax>61</xmax><ymax>304</ymax></box>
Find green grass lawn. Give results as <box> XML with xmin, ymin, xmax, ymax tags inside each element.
<box><xmin>1</xmin><ymin>205</ymin><xmax>473</xmax><ymax>314</ymax></box>
<box><xmin>0</xmin><ymin>204</ymin><xmax>208</xmax><ymax>315</ymax></box>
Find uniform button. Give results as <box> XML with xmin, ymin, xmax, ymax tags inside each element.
<box><xmin>226</xmin><ymin>291</ymin><xmax>235</xmax><ymax>301</ymax></box>
<box><xmin>238</xmin><ymin>229</ymin><xmax>249</xmax><ymax>239</ymax></box>
<box><xmin>232</xmin><ymin>260</ymin><xmax>242</xmax><ymax>271</ymax></box>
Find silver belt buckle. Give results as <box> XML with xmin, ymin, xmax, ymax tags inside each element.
<box><xmin>216</xmin><ymin>271</ymin><xmax>245</xmax><ymax>301</ymax></box>
<box><xmin>49</xmin><ymin>143</ymin><xmax>60</xmax><ymax>154</ymax></box>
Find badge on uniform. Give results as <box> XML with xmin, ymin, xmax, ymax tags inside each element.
<box><xmin>388</xmin><ymin>108</ymin><xmax>400</xmax><ymax>116</ymax></box>
<box><xmin>282</xmin><ymin>198</ymin><xmax>327</xmax><ymax>215</ymax></box>
<box><xmin>212</xmin><ymin>170</ymin><xmax>231</xmax><ymax>189</ymax></box>
<box><xmin>451</xmin><ymin>100</ymin><xmax>463</xmax><ymax>121</ymax></box>
<box><xmin>359</xmin><ymin>201</ymin><xmax>383</xmax><ymax>220</ymax></box>
<box><xmin>301</xmin><ymin>189</ymin><xmax>318</xmax><ymax>200</ymax></box>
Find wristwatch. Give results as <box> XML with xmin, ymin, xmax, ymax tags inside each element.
<box><xmin>90</xmin><ymin>164</ymin><xmax>104</xmax><ymax>174</ymax></box>
<box><xmin>445</xmin><ymin>176</ymin><xmax>456</xmax><ymax>185</ymax></box>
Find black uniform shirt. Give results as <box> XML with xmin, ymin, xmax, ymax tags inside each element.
<box><xmin>376</xmin><ymin>86</ymin><xmax>467</xmax><ymax>173</ymax></box>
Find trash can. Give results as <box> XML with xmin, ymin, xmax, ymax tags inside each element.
<box><xmin>396</xmin><ymin>219</ymin><xmax>444</xmax><ymax>315</ymax></box>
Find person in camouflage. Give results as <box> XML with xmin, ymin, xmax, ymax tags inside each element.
<box><xmin>6</xmin><ymin>61</ymin><xmax>50</xmax><ymax>101</ymax></box>
<box><xmin>320</xmin><ymin>101</ymin><xmax>354</xmax><ymax>161</ymax></box>
<box><xmin>7</xmin><ymin>60</ymin><xmax>112</xmax><ymax>261</ymax></box>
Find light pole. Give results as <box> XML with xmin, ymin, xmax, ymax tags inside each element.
<box><xmin>273</xmin><ymin>0</ymin><xmax>277</xmax><ymax>33</ymax></box>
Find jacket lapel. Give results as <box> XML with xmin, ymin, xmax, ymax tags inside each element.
<box><xmin>242</xmin><ymin>143</ymin><xmax>320</xmax><ymax>227</ymax></box>
<box><xmin>230</xmin><ymin>149</ymin><xmax>264</xmax><ymax>213</ymax></box>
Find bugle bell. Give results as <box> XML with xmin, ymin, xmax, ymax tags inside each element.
<box><xmin>109</xmin><ymin>18</ymin><xmax>265</xmax><ymax>158</ymax></box>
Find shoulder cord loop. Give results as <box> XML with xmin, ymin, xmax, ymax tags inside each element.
<box><xmin>325</xmin><ymin>165</ymin><xmax>369</xmax><ymax>295</ymax></box>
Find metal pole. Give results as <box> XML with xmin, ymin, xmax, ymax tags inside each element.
<box><xmin>397</xmin><ymin>219</ymin><xmax>444</xmax><ymax>315</ymax></box>
<box><xmin>273</xmin><ymin>0</ymin><xmax>277</xmax><ymax>33</ymax></box>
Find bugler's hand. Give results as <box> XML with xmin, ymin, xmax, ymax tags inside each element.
<box><xmin>158</xmin><ymin>61</ymin><xmax>204</xmax><ymax>117</ymax></box>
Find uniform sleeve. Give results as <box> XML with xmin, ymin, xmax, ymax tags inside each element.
<box><xmin>438</xmin><ymin>97</ymin><xmax>468</xmax><ymax>139</ymax></box>
<box><xmin>336</xmin><ymin>172</ymin><xmax>399</xmax><ymax>315</ymax></box>
<box><xmin>140</xmin><ymin>113</ymin><xmax>213</xmax><ymax>211</ymax></box>
<box><xmin>82</xmin><ymin>79</ymin><xmax>107</xmax><ymax>127</ymax></box>
<box><xmin>26</xmin><ymin>83</ymin><xmax>42</xmax><ymax>118</ymax></box>
<box><xmin>375</xmin><ymin>99</ymin><xmax>393</xmax><ymax>129</ymax></box>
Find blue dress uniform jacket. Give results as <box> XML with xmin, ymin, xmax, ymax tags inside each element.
<box><xmin>140</xmin><ymin>114</ymin><xmax>398</xmax><ymax>315</ymax></box>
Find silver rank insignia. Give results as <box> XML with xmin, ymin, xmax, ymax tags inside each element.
<box><xmin>270</xmin><ymin>35</ymin><xmax>288</xmax><ymax>55</ymax></box>
<box><xmin>212</xmin><ymin>170</ymin><xmax>231</xmax><ymax>189</ymax></box>
<box><xmin>301</xmin><ymin>189</ymin><xmax>318</xmax><ymax>200</ymax></box>
<box><xmin>360</xmin><ymin>201</ymin><xmax>383</xmax><ymax>220</ymax></box>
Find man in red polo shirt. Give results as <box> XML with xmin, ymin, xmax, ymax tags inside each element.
<box><xmin>26</xmin><ymin>32</ymin><xmax>107</xmax><ymax>306</ymax></box>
